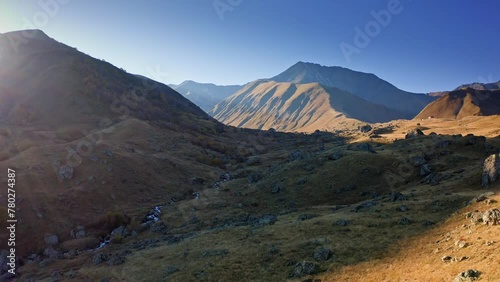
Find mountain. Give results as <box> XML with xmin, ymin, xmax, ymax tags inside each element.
<box><xmin>454</xmin><ymin>80</ymin><xmax>500</xmax><ymax>91</ymax></box>
<box><xmin>0</xmin><ymin>29</ymin><xmax>219</xmax><ymax>256</ymax></box>
<box><xmin>415</xmin><ymin>88</ymin><xmax>500</xmax><ymax>119</ymax></box>
<box><xmin>1</xmin><ymin>30</ymin><xmax>500</xmax><ymax>282</ymax></box>
<box><xmin>170</xmin><ymin>80</ymin><xmax>242</xmax><ymax>113</ymax></box>
<box><xmin>0</xmin><ymin>30</ymin><xmax>210</xmax><ymax>127</ymax></box>
<box><xmin>210</xmin><ymin>80</ymin><xmax>407</xmax><ymax>132</ymax></box>
<box><xmin>270</xmin><ymin>62</ymin><xmax>435</xmax><ymax>117</ymax></box>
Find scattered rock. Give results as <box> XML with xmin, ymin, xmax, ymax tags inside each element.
<box><xmin>296</xmin><ymin>177</ymin><xmax>307</xmax><ymax>185</ymax></box>
<box><xmin>101</xmin><ymin>148</ymin><xmax>113</xmax><ymax>157</ymax></box>
<box><xmin>289</xmin><ymin>150</ymin><xmax>304</xmax><ymax>162</ymax></box>
<box><xmin>189</xmin><ymin>177</ymin><xmax>206</xmax><ymax>185</ymax></box>
<box><xmin>150</xmin><ymin>222</ymin><xmax>167</xmax><ymax>233</ymax></box>
<box><xmin>39</xmin><ymin>258</ymin><xmax>55</xmax><ymax>267</ymax></box>
<box><xmin>357</xmin><ymin>143</ymin><xmax>376</xmax><ymax>153</ymax></box>
<box><xmin>398</xmin><ymin>205</ymin><xmax>408</xmax><ymax>212</ymax></box>
<box><xmin>335</xmin><ymin>219</ymin><xmax>350</xmax><ymax>226</ymax></box>
<box><xmin>111</xmin><ymin>226</ymin><xmax>128</xmax><ymax>236</ymax></box>
<box><xmin>246</xmin><ymin>156</ymin><xmax>261</xmax><ymax>165</ymax></box>
<box><xmin>482</xmin><ymin>208</ymin><xmax>500</xmax><ymax>225</ymax></box>
<box><xmin>290</xmin><ymin>261</ymin><xmax>320</xmax><ymax>278</ymax></box>
<box><xmin>248</xmin><ymin>172</ymin><xmax>263</xmax><ymax>184</ymax></box>
<box><xmin>442</xmin><ymin>255</ymin><xmax>452</xmax><ymax>263</ymax></box>
<box><xmin>405</xmin><ymin>129</ymin><xmax>424</xmax><ymax>139</ymax></box>
<box><xmin>92</xmin><ymin>253</ymin><xmax>108</xmax><ymax>265</ymax></box>
<box><xmin>455</xmin><ymin>240</ymin><xmax>469</xmax><ymax>249</ymax></box>
<box><xmin>358</xmin><ymin>124</ymin><xmax>372</xmax><ymax>133</ymax></box>
<box><xmin>271</xmin><ymin>183</ymin><xmax>282</xmax><ymax>194</ymax></box>
<box><xmin>398</xmin><ymin>217</ymin><xmax>411</xmax><ymax>225</ymax></box>
<box><xmin>164</xmin><ymin>265</ymin><xmax>179</xmax><ymax>277</ymax></box>
<box><xmin>420</xmin><ymin>164</ymin><xmax>432</xmax><ymax>176</ymax></box>
<box><xmin>329</xmin><ymin>151</ymin><xmax>343</xmax><ymax>161</ymax></box>
<box><xmin>201</xmin><ymin>249</ymin><xmax>228</xmax><ymax>258</ymax></box>
<box><xmin>44</xmin><ymin>234</ymin><xmax>59</xmax><ymax>246</ymax></box>
<box><xmin>71</xmin><ymin>226</ymin><xmax>86</xmax><ymax>239</ymax></box>
<box><xmin>466</xmin><ymin>211</ymin><xmax>483</xmax><ymax>224</ymax></box>
<box><xmin>312</xmin><ymin>247</ymin><xmax>332</xmax><ymax>261</ymax></box>
<box><xmin>423</xmin><ymin>172</ymin><xmax>449</xmax><ymax>186</ymax></box>
<box><xmin>252</xmin><ymin>214</ymin><xmax>277</xmax><ymax>227</ymax></box>
<box><xmin>454</xmin><ymin>269</ymin><xmax>480</xmax><ymax>282</ymax></box>
<box><xmin>43</xmin><ymin>247</ymin><xmax>61</xmax><ymax>259</ymax></box>
<box><xmin>107</xmin><ymin>255</ymin><xmax>126</xmax><ymax>265</ymax></box>
<box><xmin>410</xmin><ymin>156</ymin><xmax>427</xmax><ymax>166</ymax></box>
<box><xmin>57</xmin><ymin>165</ymin><xmax>74</xmax><ymax>180</ymax></box>
<box><xmin>390</xmin><ymin>192</ymin><xmax>407</xmax><ymax>202</ymax></box>
<box><xmin>352</xmin><ymin>200</ymin><xmax>376</xmax><ymax>212</ymax></box>
<box><xmin>482</xmin><ymin>153</ymin><xmax>499</xmax><ymax>187</ymax></box>
<box><xmin>422</xmin><ymin>221</ymin><xmax>435</xmax><ymax>226</ymax></box>
<box><xmin>304</xmin><ymin>164</ymin><xmax>315</xmax><ymax>172</ymax></box>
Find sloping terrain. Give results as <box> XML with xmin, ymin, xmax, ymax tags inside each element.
<box><xmin>211</xmin><ymin>80</ymin><xmax>407</xmax><ymax>132</ymax></box>
<box><xmin>0</xmin><ymin>29</ymin><xmax>221</xmax><ymax>257</ymax></box>
<box><xmin>0</xmin><ymin>30</ymin><xmax>498</xmax><ymax>282</ymax></box>
<box><xmin>455</xmin><ymin>80</ymin><xmax>500</xmax><ymax>91</ymax></box>
<box><xmin>170</xmin><ymin>80</ymin><xmax>242</xmax><ymax>113</ymax></box>
<box><xmin>270</xmin><ymin>62</ymin><xmax>435</xmax><ymax>117</ymax></box>
<box><xmin>415</xmin><ymin>88</ymin><xmax>500</xmax><ymax>120</ymax></box>
<box><xmin>14</xmin><ymin>117</ymin><xmax>500</xmax><ymax>281</ymax></box>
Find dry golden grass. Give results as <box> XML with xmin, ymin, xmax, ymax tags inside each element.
<box><xmin>8</xmin><ymin>116</ymin><xmax>500</xmax><ymax>281</ymax></box>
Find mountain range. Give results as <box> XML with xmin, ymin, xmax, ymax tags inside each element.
<box><xmin>169</xmin><ymin>80</ymin><xmax>242</xmax><ymax>112</ymax></box>
<box><xmin>415</xmin><ymin>88</ymin><xmax>500</xmax><ymax>120</ymax></box>
<box><xmin>0</xmin><ymin>29</ymin><xmax>499</xmax><ymax>281</ymax></box>
<box><xmin>209</xmin><ymin>62</ymin><xmax>435</xmax><ymax>132</ymax></box>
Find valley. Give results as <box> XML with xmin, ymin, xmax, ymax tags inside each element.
<box><xmin>0</xmin><ymin>26</ymin><xmax>498</xmax><ymax>282</ymax></box>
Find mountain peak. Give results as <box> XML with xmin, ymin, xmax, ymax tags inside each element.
<box><xmin>2</xmin><ymin>29</ymin><xmax>51</xmax><ymax>40</ymax></box>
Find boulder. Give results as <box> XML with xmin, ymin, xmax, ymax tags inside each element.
<box><xmin>43</xmin><ymin>247</ymin><xmax>61</xmax><ymax>259</ymax></box>
<box><xmin>398</xmin><ymin>217</ymin><xmax>411</xmax><ymax>225</ymax></box>
<box><xmin>357</xmin><ymin>143</ymin><xmax>376</xmax><ymax>154</ymax></box>
<box><xmin>290</xmin><ymin>261</ymin><xmax>320</xmax><ymax>278</ymax></box>
<box><xmin>481</xmin><ymin>153</ymin><xmax>499</xmax><ymax>187</ymax></box>
<box><xmin>92</xmin><ymin>253</ymin><xmax>108</xmax><ymax>265</ymax></box>
<box><xmin>405</xmin><ymin>129</ymin><xmax>424</xmax><ymax>139</ymax></box>
<box><xmin>44</xmin><ymin>234</ymin><xmax>59</xmax><ymax>246</ymax></box>
<box><xmin>164</xmin><ymin>265</ymin><xmax>179</xmax><ymax>278</ymax></box>
<box><xmin>289</xmin><ymin>150</ymin><xmax>304</xmax><ymax>162</ymax></box>
<box><xmin>329</xmin><ymin>151</ymin><xmax>343</xmax><ymax>160</ymax></box>
<box><xmin>57</xmin><ymin>165</ymin><xmax>74</xmax><ymax>180</ymax></box>
<box><xmin>454</xmin><ymin>269</ymin><xmax>480</xmax><ymax>282</ymax></box>
<box><xmin>246</xmin><ymin>156</ymin><xmax>261</xmax><ymax>165</ymax></box>
<box><xmin>409</xmin><ymin>156</ymin><xmax>427</xmax><ymax>166</ymax></box>
<box><xmin>482</xmin><ymin>208</ymin><xmax>500</xmax><ymax>226</ymax></box>
<box><xmin>358</xmin><ymin>124</ymin><xmax>372</xmax><ymax>133</ymax></box>
<box><xmin>312</xmin><ymin>247</ymin><xmax>332</xmax><ymax>261</ymax></box>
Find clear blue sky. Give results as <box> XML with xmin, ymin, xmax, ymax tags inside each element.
<box><xmin>1</xmin><ymin>0</ymin><xmax>499</xmax><ymax>93</ymax></box>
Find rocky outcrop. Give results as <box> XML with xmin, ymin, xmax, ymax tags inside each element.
<box><xmin>482</xmin><ymin>153</ymin><xmax>499</xmax><ymax>187</ymax></box>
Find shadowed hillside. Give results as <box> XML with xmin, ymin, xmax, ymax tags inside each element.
<box><xmin>415</xmin><ymin>88</ymin><xmax>500</xmax><ymax>120</ymax></box>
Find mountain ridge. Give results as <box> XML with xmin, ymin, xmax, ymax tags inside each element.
<box><xmin>270</xmin><ymin>61</ymin><xmax>434</xmax><ymax>117</ymax></box>
<box><xmin>211</xmin><ymin>80</ymin><xmax>408</xmax><ymax>132</ymax></box>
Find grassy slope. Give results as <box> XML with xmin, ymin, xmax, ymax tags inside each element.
<box><xmin>14</xmin><ymin>117</ymin><xmax>500</xmax><ymax>281</ymax></box>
